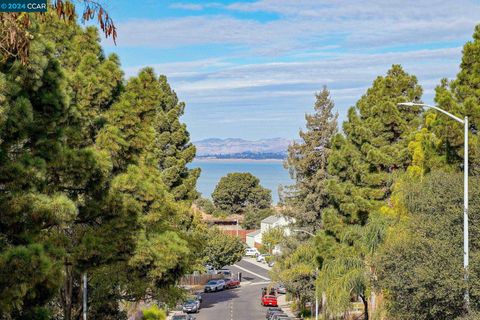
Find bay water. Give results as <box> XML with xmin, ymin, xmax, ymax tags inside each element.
<box><xmin>190</xmin><ymin>159</ymin><xmax>293</xmax><ymax>204</ymax></box>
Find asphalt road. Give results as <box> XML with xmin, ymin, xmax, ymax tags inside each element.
<box><xmin>196</xmin><ymin>259</ymin><xmax>272</xmax><ymax>320</ymax></box>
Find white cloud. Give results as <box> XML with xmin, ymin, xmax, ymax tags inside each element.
<box><xmin>113</xmin><ymin>0</ymin><xmax>480</xmax><ymax>54</ymax></box>
<box><xmin>109</xmin><ymin>0</ymin><xmax>479</xmax><ymax>139</ymax></box>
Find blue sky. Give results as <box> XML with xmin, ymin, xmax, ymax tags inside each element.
<box><xmin>100</xmin><ymin>0</ymin><xmax>480</xmax><ymax>141</ymax></box>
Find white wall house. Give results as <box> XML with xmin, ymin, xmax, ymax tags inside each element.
<box><xmin>246</xmin><ymin>215</ymin><xmax>293</xmax><ymax>253</ymax></box>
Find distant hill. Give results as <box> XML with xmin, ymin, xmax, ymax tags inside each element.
<box><xmin>194</xmin><ymin>138</ymin><xmax>294</xmax><ymax>159</ymax></box>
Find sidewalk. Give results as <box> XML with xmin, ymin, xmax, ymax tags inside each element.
<box><xmin>277</xmin><ymin>294</ymin><xmax>297</xmax><ymax>318</ymax></box>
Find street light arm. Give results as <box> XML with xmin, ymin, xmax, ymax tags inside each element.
<box><xmin>398</xmin><ymin>102</ymin><xmax>464</xmax><ymax>124</ymax></box>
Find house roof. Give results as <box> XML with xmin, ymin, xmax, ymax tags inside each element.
<box><xmin>246</xmin><ymin>230</ymin><xmax>261</xmax><ymax>237</ymax></box>
<box><xmin>261</xmin><ymin>215</ymin><xmax>281</xmax><ymax>224</ymax></box>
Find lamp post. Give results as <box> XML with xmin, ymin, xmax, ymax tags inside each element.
<box><xmin>293</xmin><ymin>229</ymin><xmax>319</xmax><ymax>320</ymax></box>
<box><xmin>398</xmin><ymin>102</ymin><xmax>469</xmax><ymax>309</ymax></box>
<box><xmin>83</xmin><ymin>272</ymin><xmax>87</xmax><ymax>320</ymax></box>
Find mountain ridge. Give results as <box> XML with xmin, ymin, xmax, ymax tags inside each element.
<box><xmin>193</xmin><ymin>137</ymin><xmax>295</xmax><ymax>159</ymax></box>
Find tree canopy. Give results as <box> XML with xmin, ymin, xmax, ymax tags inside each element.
<box><xmin>201</xmin><ymin>229</ymin><xmax>244</xmax><ymax>270</ymax></box>
<box><xmin>212</xmin><ymin>172</ymin><xmax>271</xmax><ymax>214</ymax></box>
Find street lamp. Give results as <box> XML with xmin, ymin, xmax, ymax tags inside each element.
<box><xmin>292</xmin><ymin>229</ymin><xmax>319</xmax><ymax>320</ymax></box>
<box><xmin>398</xmin><ymin>102</ymin><xmax>469</xmax><ymax>309</ymax></box>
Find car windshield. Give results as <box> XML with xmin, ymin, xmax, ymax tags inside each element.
<box><xmin>185</xmin><ymin>299</ymin><xmax>195</xmax><ymax>304</ymax></box>
<box><xmin>207</xmin><ymin>280</ymin><xmax>217</xmax><ymax>285</ymax></box>
<box><xmin>265</xmin><ymin>295</ymin><xmax>276</xmax><ymax>299</ymax></box>
<box><xmin>172</xmin><ymin>316</ymin><xmax>187</xmax><ymax>320</ymax></box>
<box><xmin>225</xmin><ymin>278</ymin><xmax>231</xmax><ymax>281</ymax></box>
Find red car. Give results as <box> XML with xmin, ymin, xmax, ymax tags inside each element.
<box><xmin>225</xmin><ymin>278</ymin><xmax>240</xmax><ymax>289</ymax></box>
<box><xmin>261</xmin><ymin>295</ymin><xmax>278</xmax><ymax>307</ymax></box>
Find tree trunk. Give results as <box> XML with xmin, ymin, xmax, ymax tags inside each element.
<box><xmin>322</xmin><ymin>292</ymin><xmax>327</xmax><ymax>319</ymax></box>
<box><xmin>360</xmin><ymin>294</ymin><xmax>369</xmax><ymax>320</ymax></box>
<box><xmin>62</xmin><ymin>264</ymin><xmax>73</xmax><ymax>320</ymax></box>
<box><xmin>370</xmin><ymin>290</ymin><xmax>376</xmax><ymax>314</ymax></box>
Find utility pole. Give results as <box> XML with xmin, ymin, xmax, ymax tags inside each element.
<box><xmin>83</xmin><ymin>273</ymin><xmax>87</xmax><ymax>320</ymax></box>
<box><xmin>398</xmin><ymin>102</ymin><xmax>470</xmax><ymax>310</ymax></box>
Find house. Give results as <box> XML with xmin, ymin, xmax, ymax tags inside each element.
<box><xmin>260</xmin><ymin>215</ymin><xmax>291</xmax><ymax>237</ymax></box>
<box><xmin>246</xmin><ymin>215</ymin><xmax>293</xmax><ymax>251</ymax></box>
<box><xmin>246</xmin><ymin>230</ymin><xmax>262</xmax><ymax>248</ymax></box>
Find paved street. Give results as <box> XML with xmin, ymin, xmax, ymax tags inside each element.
<box><xmin>196</xmin><ymin>259</ymin><xmax>272</xmax><ymax>320</ymax></box>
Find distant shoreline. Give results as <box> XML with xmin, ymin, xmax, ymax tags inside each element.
<box><xmin>193</xmin><ymin>157</ymin><xmax>285</xmax><ymax>163</ymax></box>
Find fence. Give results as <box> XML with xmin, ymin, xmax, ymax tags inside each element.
<box><xmin>222</xmin><ymin>229</ymin><xmax>256</xmax><ymax>242</ymax></box>
<box><xmin>179</xmin><ymin>273</ymin><xmax>223</xmax><ymax>286</ymax></box>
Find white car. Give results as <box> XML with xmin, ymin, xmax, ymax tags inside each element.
<box><xmin>245</xmin><ymin>247</ymin><xmax>259</xmax><ymax>257</ymax></box>
<box><xmin>256</xmin><ymin>253</ymin><xmax>271</xmax><ymax>262</ymax></box>
<box><xmin>204</xmin><ymin>279</ymin><xmax>225</xmax><ymax>292</ymax></box>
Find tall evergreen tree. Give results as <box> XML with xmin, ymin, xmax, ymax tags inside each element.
<box><xmin>283</xmin><ymin>86</ymin><xmax>338</xmax><ymax>232</ymax></box>
<box><xmin>317</xmin><ymin>65</ymin><xmax>423</xmax><ymax>318</ymax></box>
<box><xmin>433</xmin><ymin>24</ymin><xmax>480</xmax><ymax>175</ymax></box>
<box><xmin>96</xmin><ymin>68</ymin><xmax>198</xmax><ymax>308</ymax></box>
<box><xmin>40</xmin><ymin>19</ymin><xmax>124</xmax><ymax>146</ymax></box>
<box><xmin>156</xmin><ymin>75</ymin><xmax>200</xmax><ymax>201</ymax></box>
<box><xmin>0</xmin><ymin>23</ymin><xmax>117</xmax><ymax>318</ymax></box>
<box><xmin>326</xmin><ymin>65</ymin><xmax>422</xmax><ymax>228</ymax></box>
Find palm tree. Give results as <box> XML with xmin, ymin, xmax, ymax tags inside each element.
<box><xmin>318</xmin><ymin>212</ymin><xmax>388</xmax><ymax>319</ymax></box>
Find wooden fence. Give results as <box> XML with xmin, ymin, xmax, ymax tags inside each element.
<box><xmin>179</xmin><ymin>273</ymin><xmax>223</xmax><ymax>286</ymax></box>
<box><xmin>222</xmin><ymin>229</ymin><xmax>256</xmax><ymax>242</ymax></box>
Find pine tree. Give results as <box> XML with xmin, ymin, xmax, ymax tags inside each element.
<box><xmin>433</xmin><ymin>24</ymin><xmax>480</xmax><ymax>175</ymax></box>
<box><xmin>0</xmin><ymin>25</ymin><xmax>82</xmax><ymax>318</ymax></box>
<box><xmin>40</xmin><ymin>20</ymin><xmax>124</xmax><ymax>146</ymax></box>
<box><xmin>156</xmin><ymin>75</ymin><xmax>200</xmax><ymax>201</ymax></box>
<box><xmin>326</xmin><ymin>65</ymin><xmax>422</xmax><ymax>227</ymax></box>
<box><xmin>96</xmin><ymin>68</ymin><xmax>198</xmax><ymax>307</ymax></box>
<box><xmin>283</xmin><ymin>86</ymin><xmax>338</xmax><ymax>232</ymax></box>
<box><xmin>318</xmin><ymin>65</ymin><xmax>423</xmax><ymax>317</ymax></box>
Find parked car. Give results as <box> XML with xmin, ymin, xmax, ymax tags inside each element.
<box><xmin>225</xmin><ymin>278</ymin><xmax>240</xmax><ymax>289</ymax></box>
<box><xmin>268</xmin><ymin>311</ymin><xmax>287</xmax><ymax>320</ymax></box>
<box><xmin>217</xmin><ymin>268</ymin><xmax>232</xmax><ymax>277</ymax></box>
<box><xmin>276</xmin><ymin>284</ymin><xmax>287</xmax><ymax>294</ymax></box>
<box><xmin>245</xmin><ymin>247</ymin><xmax>260</xmax><ymax>256</ymax></box>
<box><xmin>204</xmin><ymin>279</ymin><xmax>225</xmax><ymax>292</ymax></box>
<box><xmin>194</xmin><ymin>293</ymin><xmax>202</xmax><ymax>303</ymax></box>
<box><xmin>265</xmin><ymin>307</ymin><xmax>283</xmax><ymax>319</ymax></box>
<box><xmin>261</xmin><ymin>295</ymin><xmax>278</xmax><ymax>307</ymax></box>
<box><xmin>271</xmin><ymin>314</ymin><xmax>290</xmax><ymax>320</ymax></box>
<box><xmin>257</xmin><ymin>254</ymin><xmax>271</xmax><ymax>263</ymax></box>
<box><xmin>182</xmin><ymin>299</ymin><xmax>199</xmax><ymax>313</ymax></box>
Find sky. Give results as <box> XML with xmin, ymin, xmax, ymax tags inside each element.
<box><xmin>99</xmin><ymin>0</ymin><xmax>480</xmax><ymax>141</ymax></box>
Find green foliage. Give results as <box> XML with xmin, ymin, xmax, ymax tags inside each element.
<box><xmin>315</xmin><ymin>65</ymin><xmax>423</xmax><ymax>318</ymax></box>
<box><xmin>142</xmin><ymin>305</ymin><xmax>166</xmax><ymax>320</ymax></box>
<box><xmin>0</xmin><ymin>15</ymin><xmax>201</xmax><ymax>318</ymax></box>
<box><xmin>201</xmin><ymin>229</ymin><xmax>244</xmax><ymax>269</ymax></box>
<box><xmin>377</xmin><ymin>171</ymin><xmax>480</xmax><ymax>319</ymax></box>
<box><xmin>212</xmin><ymin>172</ymin><xmax>272</xmax><ymax>213</ymax></box>
<box><xmin>262</xmin><ymin>226</ymin><xmax>285</xmax><ymax>254</ymax></box>
<box><xmin>326</xmin><ymin>65</ymin><xmax>422</xmax><ymax>227</ymax></box>
<box><xmin>433</xmin><ymin>25</ymin><xmax>480</xmax><ymax>175</ymax></box>
<box><xmin>283</xmin><ymin>86</ymin><xmax>338</xmax><ymax>232</ymax></box>
<box><xmin>0</xmin><ymin>23</ymin><xmax>85</xmax><ymax>317</ymax></box>
<box><xmin>242</xmin><ymin>207</ymin><xmax>275</xmax><ymax>230</ymax></box>
<box><xmin>195</xmin><ymin>197</ymin><xmax>216</xmax><ymax>215</ymax></box>
<box><xmin>272</xmin><ymin>240</ymin><xmax>316</xmax><ymax>308</ymax></box>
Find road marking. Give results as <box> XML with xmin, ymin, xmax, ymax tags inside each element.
<box><xmin>248</xmin><ymin>281</ymin><xmax>270</xmax><ymax>286</ymax></box>
<box><xmin>233</xmin><ymin>264</ymin><xmax>270</xmax><ymax>281</ymax></box>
